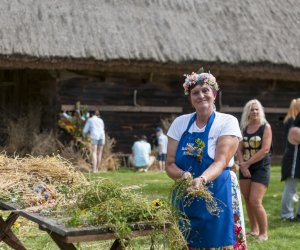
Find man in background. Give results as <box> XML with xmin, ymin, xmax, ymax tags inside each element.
<box><xmin>155</xmin><ymin>127</ymin><xmax>168</xmax><ymax>172</ymax></box>
<box><xmin>82</xmin><ymin>110</ymin><xmax>105</xmax><ymax>172</ymax></box>
<box><xmin>130</xmin><ymin>135</ymin><xmax>155</xmax><ymax>172</ymax></box>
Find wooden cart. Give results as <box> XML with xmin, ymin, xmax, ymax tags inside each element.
<box><xmin>0</xmin><ymin>201</ymin><xmax>169</xmax><ymax>250</ymax></box>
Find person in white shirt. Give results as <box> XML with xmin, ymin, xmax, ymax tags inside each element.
<box><xmin>82</xmin><ymin>110</ymin><xmax>105</xmax><ymax>172</ymax></box>
<box><xmin>155</xmin><ymin>127</ymin><xmax>168</xmax><ymax>171</ymax></box>
<box><xmin>166</xmin><ymin>71</ymin><xmax>246</xmax><ymax>249</ymax></box>
<box><xmin>129</xmin><ymin>135</ymin><xmax>155</xmax><ymax>172</ymax></box>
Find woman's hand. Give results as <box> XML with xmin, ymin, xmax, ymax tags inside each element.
<box><xmin>288</xmin><ymin>127</ymin><xmax>300</xmax><ymax>145</ymax></box>
<box><xmin>240</xmin><ymin>167</ymin><xmax>251</xmax><ymax>178</ymax></box>
<box><xmin>181</xmin><ymin>171</ymin><xmax>192</xmax><ymax>180</ymax></box>
<box><xmin>187</xmin><ymin>176</ymin><xmax>206</xmax><ymax>192</ymax></box>
<box><xmin>239</xmin><ymin>162</ymin><xmax>251</xmax><ymax>178</ymax></box>
<box><xmin>239</xmin><ymin>161</ymin><xmax>250</xmax><ymax>169</ymax></box>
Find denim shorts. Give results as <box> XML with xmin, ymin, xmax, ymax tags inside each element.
<box><xmin>157</xmin><ymin>154</ymin><xmax>167</xmax><ymax>161</ymax></box>
<box><xmin>92</xmin><ymin>138</ymin><xmax>105</xmax><ymax>145</ymax></box>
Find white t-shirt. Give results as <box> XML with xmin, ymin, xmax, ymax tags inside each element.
<box><xmin>167</xmin><ymin>112</ymin><xmax>242</xmax><ymax>167</ymax></box>
<box><xmin>157</xmin><ymin>133</ymin><xmax>168</xmax><ymax>154</ymax></box>
<box><xmin>82</xmin><ymin>115</ymin><xmax>105</xmax><ymax>140</ymax></box>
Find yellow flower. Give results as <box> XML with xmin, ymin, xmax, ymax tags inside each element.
<box><xmin>12</xmin><ymin>221</ymin><xmax>20</xmax><ymax>230</ymax></box>
<box><xmin>152</xmin><ymin>199</ymin><xmax>163</xmax><ymax>208</ymax></box>
<box><xmin>65</xmin><ymin>124</ymin><xmax>75</xmax><ymax>132</ymax></box>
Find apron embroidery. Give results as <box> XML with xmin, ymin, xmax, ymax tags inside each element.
<box><xmin>185</xmin><ymin>138</ymin><xmax>206</xmax><ymax>162</ymax></box>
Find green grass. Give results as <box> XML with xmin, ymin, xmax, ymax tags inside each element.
<box><xmin>88</xmin><ymin>169</ymin><xmax>173</xmax><ymax>200</ymax></box>
<box><xmin>1</xmin><ymin>167</ymin><xmax>300</xmax><ymax>249</ymax></box>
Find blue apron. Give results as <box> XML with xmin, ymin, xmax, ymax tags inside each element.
<box><xmin>174</xmin><ymin>112</ymin><xmax>235</xmax><ymax>248</ymax></box>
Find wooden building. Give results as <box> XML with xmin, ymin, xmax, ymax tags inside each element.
<box><xmin>0</xmin><ymin>0</ymin><xmax>299</xmax><ymax>161</ymax></box>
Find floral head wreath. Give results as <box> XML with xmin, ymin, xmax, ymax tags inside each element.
<box><xmin>182</xmin><ymin>69</ymin><xmax>219</xmax><ymax>95</ymax></box>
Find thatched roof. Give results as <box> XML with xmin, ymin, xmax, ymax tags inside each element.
<box><xmin>0</xmin><ymin>0</ymin><xmax>299</xmax><ymax>72</ymax></box>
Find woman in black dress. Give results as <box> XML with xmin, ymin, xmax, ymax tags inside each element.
<box><xmin>281</xmin><ymin>98</ymin><xmax>300</xmax><ymax>221</ymax></box>
<box><xmin>237</xmin><ymin>99</ymin><xmax>272</xmax><ymax>241</ymax></box>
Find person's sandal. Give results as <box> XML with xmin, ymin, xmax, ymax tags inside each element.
<box><xmin>257</xmin><ymin>235</ymin><xmax>268</xmax><ymax>241</ymax></box>
<box><xmin>246</xmin><ymin>232</ymin><xmax>258</xmax><ymax>237</ymax></box>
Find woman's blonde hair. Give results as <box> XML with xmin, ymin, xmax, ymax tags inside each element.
<box><xmin>283</xmin><ymin>98</ymin><xmax>300</xmax><ymax>123</ymax></box>
<box><xmin>240</xmin><ymin>99</ymin><xmax>267</xmax><ymax>130</ymax></box>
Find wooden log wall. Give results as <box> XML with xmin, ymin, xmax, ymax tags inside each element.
<box><xmin>1</xmin><ymin>69</ymin><xmax>296</xmax><ymax>163</ymax></box>
<box><xmin>218</xmin><ymin>77</ymin><xmax>300</xmax><ymax>163</ymax></box>
<box><xmin>57</xmin><ymin>73</ymin><xmax>188</xmax><ymax>153</ymax></box>
<box><xmin>0</xmin><ymin>69</ymin><xmax>57</xmax><ymax>146</ymax></box>
<box><xmin>58</xmin><ymin>72</ymin><xmax>299</xmax><ymax>163</ymax></box>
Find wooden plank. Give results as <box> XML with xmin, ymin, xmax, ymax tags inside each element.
<box><xmin>48</xmin><ymin>232</ymin><xmax>77</xmax><ymax>250</ymax></box>
<box><xmin>0</xmin><ymin>213</ymin><xmax>20</xmax><ymax>241</ymax></box>
<box><xmin>63</xmin><ymin>229</ymin><xmax>154</xmax><ymax>243</ymax></box>
<box><xmin>0</xmin><ymin>81</ymin><xmax>15</xmax><ymax>87</ymax></box>
<box><xmin>61</xmin><ymin>104</ymin><xmax>183</xmax><ymax>113</ymax></box>
<box><xmin>0</xmin><ymin>202</ymin><xmax>170</xmax><ymax>242</ymax></box>
<box><xmin>110</xmin><ymin>239</ymin><xmax>127</xmax><ymax>250</ymax></box>
<box><xmin>219</xmin><ymin>106</ymin><xmax>288</xmax><ymax>114</ymax></box>
<box><xmin>0</xmin><ymin>230</ymin><xmax>27</xmax><ymax>250</ymax></box>
<box><xmin>0</xmin><ymin>214</ymin><xmax>27</xmax><ymax>250</ymax></box>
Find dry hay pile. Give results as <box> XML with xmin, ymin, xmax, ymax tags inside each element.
<box><xmin>59</xmin><ymin>135</ymin><xmax>121</xmax><ymax>172</ymax></box>
<box><xmin>0</xmin><ymin>154</ymin><xmax>87</xmax><ymax>212</ymax></box>
<box><xmin>2</xmin><ymin>109</ymin><xmax>120</xmax><ymax>172</ymax></box>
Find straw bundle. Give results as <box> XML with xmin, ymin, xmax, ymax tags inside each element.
<box><xmin>0</xmin><ymin>154</ymin><xmax>87</xmax><ymax>211</ymax></box>
<box><xmin>21</xmin><ymin>155</ymin><xmax>86</xmax><ymax>184</ymax></box>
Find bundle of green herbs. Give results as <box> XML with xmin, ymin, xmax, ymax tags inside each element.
<box><xmin>167</xmin><ymin>176</ymin><xmax>222</xmax><ymax>249</ymax></box>
<box><xmin>52</xmin><ymin>178</ymin><xmax>187</xmax><ymax>249</ymax></box>
<box><xmin>172</xmin><ymin>176</ymin><xmax>221</xmax><ymax>216</ymax></box>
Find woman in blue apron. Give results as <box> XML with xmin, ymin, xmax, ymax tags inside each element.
<box><xmin>166</xmin><ymin>71</ymin><xmax>244</xmax><ymax>249</ymax></box>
